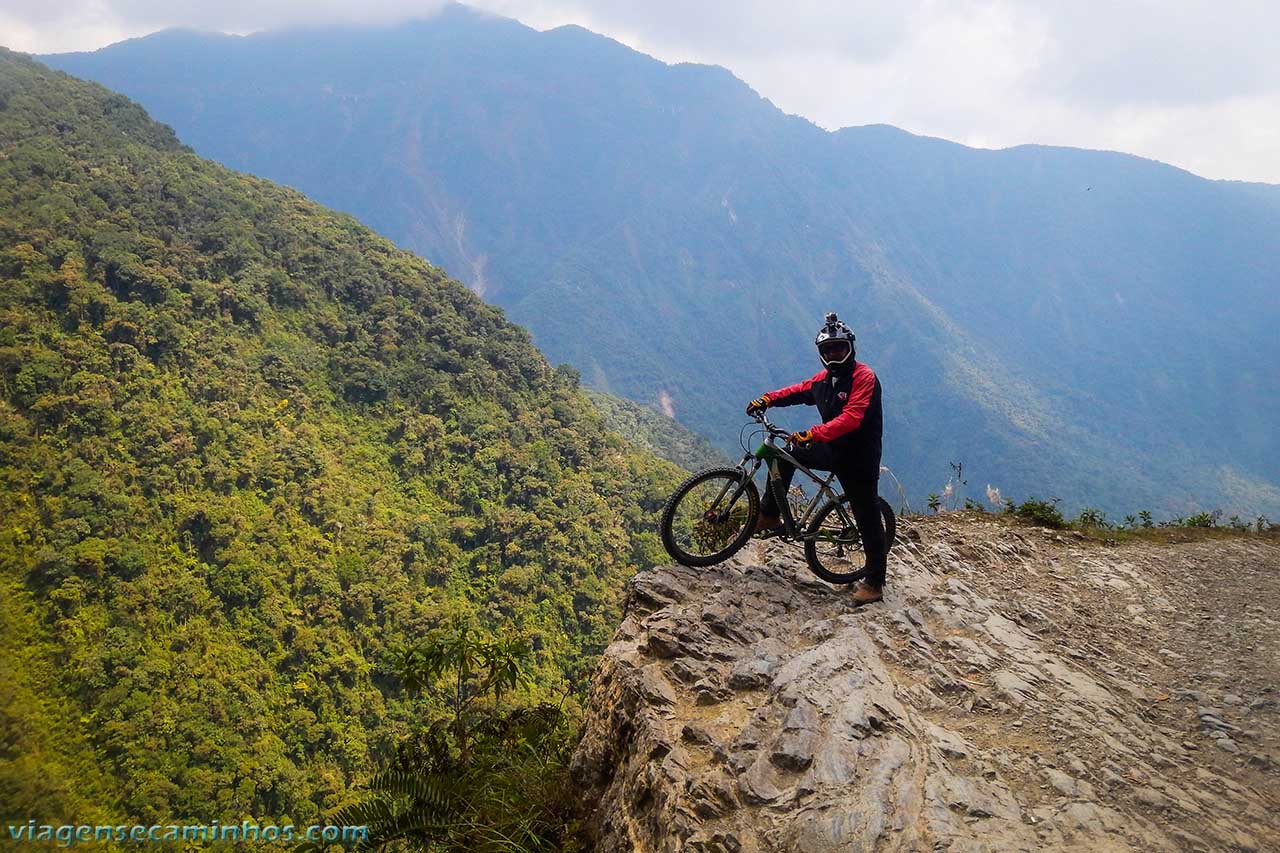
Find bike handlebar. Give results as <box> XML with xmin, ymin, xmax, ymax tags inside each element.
<box><xmin>751</xmin><ymin>411</ymin><xmax>792</xmax><ymax>439</ymax></box>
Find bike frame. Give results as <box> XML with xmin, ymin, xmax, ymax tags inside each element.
<box><xmin>715</xmin><ymin>413</ymin><xmax>851</xmax><ymax>543</ymax></box>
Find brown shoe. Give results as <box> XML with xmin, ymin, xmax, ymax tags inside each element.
<box><xmin>849</xmin><ymin>581</ymin><xmax>883</xmax><ymax>605</ymax></box>
<box><xmin>752</xmin><ymin>513</ymin><xmax>781</xmax><ymax>534</ymax></box>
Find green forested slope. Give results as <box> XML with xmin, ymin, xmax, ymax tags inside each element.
<box><xmin>586</xmin><ymin>390</ymin><xmax>726</xmax><ymax>472</ymax></box>
<box><xmin>0</xmin><ymin>49</ymin><xmax>678</xmax><ymax>825</ymax></box>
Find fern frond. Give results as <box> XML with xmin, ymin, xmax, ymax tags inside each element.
<box><xmin>370</xmin><ymin>769</ymin><xmax>458</xmax><ymax>814</ymax></box>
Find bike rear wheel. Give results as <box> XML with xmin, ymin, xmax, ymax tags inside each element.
<box><xmin>660</xmin><ymin>468</ymin><xmax>760</xmax><ymax>567</ymax></box>
<box><xmin>802</xmin><ymin>496</ymin><xmax>896</xmax><ymax>584</ymax></box>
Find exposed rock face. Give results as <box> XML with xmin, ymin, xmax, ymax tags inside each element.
<box><xmin>571</xmin><ymin>516</ymin><xmax>1280</xmax><ymax>851</ymax></box>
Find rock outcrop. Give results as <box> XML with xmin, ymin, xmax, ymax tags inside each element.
<box><xmin>572</xmin><ymin>515</ymin><xmax>1280</xmax><ymax>851</ymax></box>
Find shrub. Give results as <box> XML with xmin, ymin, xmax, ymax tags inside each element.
<box><xmin>1074</xmin><ymin>507</ymin><xmax>1109</xmax><ymax>529</ymax></box>
<box><xmin>310</xmin><ymin>622</ymin><xmax>578</xmax><ymax>852</ymax></box>
<box><xmin>1165</xmin><ymin>510</ymin><xmax>1219</xmax><ymax>529</ymax></box>
<box><xmin>1011</xmin><ymin>497</ymin><xmax>1067</xmax><ymax>529</ymax></box>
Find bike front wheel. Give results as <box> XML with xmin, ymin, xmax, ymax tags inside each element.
<box><xmin>660</xmin><ymin>468</ymin><xmax>760</xmax><ymax>567</ymax></box>
<box><xmin>803</xmin><ymin>496</ymin><xmax>896</xmax><ymax>584</ymax></box>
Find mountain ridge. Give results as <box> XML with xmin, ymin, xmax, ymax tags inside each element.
<box><xmin>39</xmin><ymin>6</ymin><xmax>1277</xmax><ymax>185</ymax></box>
<box><xmin>42</xmin><ymin>11</ymin><xmax>1280</xmax><ymax>189</ymax></box>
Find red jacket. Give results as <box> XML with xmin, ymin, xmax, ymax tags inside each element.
<box><xmin>764</xmin><ymin>361</ymin><xmax>883</xmax><ymax>471</ymax></box>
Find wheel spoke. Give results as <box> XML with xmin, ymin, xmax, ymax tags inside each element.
<box><xmin>804</xmin><ymin>499</ymin><xmax>866</xmax><ymax>581</ymax></box>
<box><xmin>668</xmin><ymin>475</ymin><xmax>751</xmax><ymax>560</ymax></box>
<box><xmin>801</xmin><ymin>496</ymin><xmax>895</xmax><ymax>584</ymax></box>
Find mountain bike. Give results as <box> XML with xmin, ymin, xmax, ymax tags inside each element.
<box><xmin>659</xmin><ymin>412</ymin><xmax>896</xmax><ymax>584</ymax></box>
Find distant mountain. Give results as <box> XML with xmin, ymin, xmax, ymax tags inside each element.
<box><xmin>44</xmin><ymin>3</ymin><xmax>1280</xmax><ymax>517</ymax></box>
<box><xmin>0</xmin><ymin>49</ymin><xmax>677</xmax><ymax>822</ymax></box>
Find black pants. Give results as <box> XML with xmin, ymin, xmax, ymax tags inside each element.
<box><xmin>759</xmin><ymin>443</ymin><xmax>888</xmax><ymax>587</ymax></box>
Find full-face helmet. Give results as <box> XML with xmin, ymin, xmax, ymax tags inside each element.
<box><xmin>815</xmin><ymin>312</ymin><xmax>855</xmax><ymax>369</ymax></box>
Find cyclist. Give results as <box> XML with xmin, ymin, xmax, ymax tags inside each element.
<box><xmin>746</xmin><ymin>312</ymin><xmax>887</xmax><ymax>604</ymax></box>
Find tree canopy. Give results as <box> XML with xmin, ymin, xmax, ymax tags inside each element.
<box><xmin>0</xmin><ymin>49</ymin><xmax>680</xmax><ymax>826</ymax></box>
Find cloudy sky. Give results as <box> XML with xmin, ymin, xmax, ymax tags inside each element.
<box><xmin>4</xmin><ymin>1</ymin><xmax>1278</xmax><ymax>184</ymax></box>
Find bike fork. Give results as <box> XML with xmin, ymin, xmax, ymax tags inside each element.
<box><xmin>708</xmin><ymin>461</ymin><xmax>760</xmax><ymax>525</ymax></box>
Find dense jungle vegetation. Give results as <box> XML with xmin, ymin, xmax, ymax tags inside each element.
<box><xmin>0</xmin><ymin>48</ymin><xmax>682</xmax><ymax>831</ymax></box>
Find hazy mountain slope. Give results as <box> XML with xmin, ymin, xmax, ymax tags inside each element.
<box><xmin>831</xmin><ymin>128</ymin><xmax>1280</xmax><ymax>480</ymax></box>
<box><xmin>0</xmin><ymin>49</ymin><xmax>679</xmax><ymax>823</ymax></box>
<box><xmin>586</xmin><ymin>390</ymin><xmax>727</xmax><ymax>472</ymax></box>
<box><xmin>43</xmin><ymin>4</ymin><xmax>1280</xmax><ymax>517</ymax></box>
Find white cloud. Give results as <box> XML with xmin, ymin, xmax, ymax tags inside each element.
<box><xmin>3</xmin><ymin>0</ymin><xmax>1277</xmax><ymax>182</ymax></box>
<box><xmin>1028</xmin><ymin>0</ymin><xmax>1280</xmax><ymax>107</ymax></box>
<box><xmin>0</xmin><ymin>10</ymin><xmax>134</xmax><ymax>55</ymax></box>
<box><xmin>478</xmin><ymin>0</ymin><xmax>1280</xmax><ymax>182</ymax></box>
<box><xmin>0</xmin><ymin>1</ymin><xmax>450</xmax><ymax>52</ymax></box>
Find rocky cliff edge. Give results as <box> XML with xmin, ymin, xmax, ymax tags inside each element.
<box><xmin>571</xmin><ymin>515</ymin><xmax>1280</xmax><ymax>851</ymax></box>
